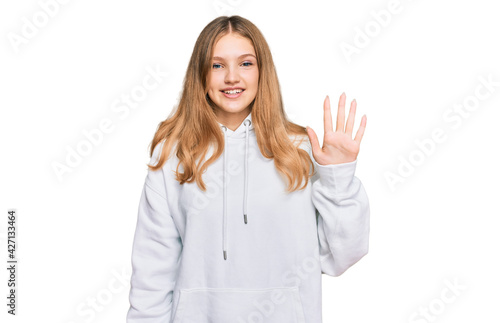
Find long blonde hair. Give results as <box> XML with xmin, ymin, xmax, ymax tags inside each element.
<box><xmin>148</xmin><ymin>15</ymin><xmax>315</xmax><ymax>192</ymax></box>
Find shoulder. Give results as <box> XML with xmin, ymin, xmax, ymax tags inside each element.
<box><xmin>149</xmin><ymin>139</ymin><xmax>166</xmax><ymax>167</ymax></box>
<box><xmin>149</xmin><ymin>138</ymin><xmax>180</xmax><ymax>167</ymax></box>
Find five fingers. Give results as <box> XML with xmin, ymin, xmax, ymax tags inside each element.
<box><xmin>324</xmin><ymin>92</ymin><xmax>366</xmax><ymax>145</ymax></box>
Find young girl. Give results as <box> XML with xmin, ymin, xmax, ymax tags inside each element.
<box><xmin>127</xmin><ymin>15</ymin><xmax>369</xmax><ymax>323</ymax></box>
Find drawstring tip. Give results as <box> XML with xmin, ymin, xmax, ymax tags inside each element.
<box><xmin>244</xmin><ymin>214</ymin><xmax>248</xmax><ymax>224</ymax></box>
<box><xmin>223</xmin><ymin>250</ymin><xmax>227</xmax><ymax>260</ymax></box>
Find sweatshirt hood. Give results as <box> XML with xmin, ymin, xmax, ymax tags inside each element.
<box><xmin>216</xmin><ymin>112</ymin><xmax>254</xmax><ymax>260</ymax></box>
<box><xmin>216</xmin><ymin>112</ymin><xmax>255</xmax><ymax>138</ymax></box>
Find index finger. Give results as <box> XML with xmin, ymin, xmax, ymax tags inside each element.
<box><xmin>336</xmin><ymin>92</ymin><xmax>346</xmax><ymax>132</ymax></box>
<box><xmin>324</xmin><ymin>95</ymin><xmax>333</xmax><ymax>133</ymax></box>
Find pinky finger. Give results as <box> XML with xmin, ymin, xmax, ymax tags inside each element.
<box><xmin>353</xmin><ymin>115</ymin><xmax>367</xmax><ymax>145</ymax></box>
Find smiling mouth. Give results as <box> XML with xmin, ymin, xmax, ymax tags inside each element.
<box><xmin>221</xmin><ymin>89</ymin><xmax>245</xmax><ymax>94</ymax></box>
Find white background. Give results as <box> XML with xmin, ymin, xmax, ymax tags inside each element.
<box><xmin>1</xmin><ymin>0</ymin><xmax>499</xmax><ymax>322</ymax></box>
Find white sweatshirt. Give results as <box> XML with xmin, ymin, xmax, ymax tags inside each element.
<box><xmin>126</xmin><ymin>112</ymin><xmax>370</xmax><ymax>323</ymax></box>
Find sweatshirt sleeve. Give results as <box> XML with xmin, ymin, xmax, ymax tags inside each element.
<box><xmin>303</xmin><ymin>139</ymin><xmax>370</xmax><ymax>277</ymax></box>
<box><xmin>126</xmin><ymin>142</ymin><xmax>183</xmax><ymax>322</ymax></box>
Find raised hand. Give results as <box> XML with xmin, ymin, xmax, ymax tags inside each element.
<box><xmin>306</xmin><ymin>92</ymin><xmax>366</xmax><ymax>165</ymax></box>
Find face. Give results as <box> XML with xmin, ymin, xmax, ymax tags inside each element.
<box><xmin>207</xmin><ymin>33</ymin><xmax>259</xmax><ymax>126</ymax></box>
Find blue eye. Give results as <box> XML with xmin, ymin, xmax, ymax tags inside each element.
<box><xmin>212</xmin><ymin>63</ymin><xmax>222</xmax><ymax>69</ymax></box>
<box><xmin>242</xmin><ymin>62</ymin><xmax>252</xmax><ymax>67</ymax></box>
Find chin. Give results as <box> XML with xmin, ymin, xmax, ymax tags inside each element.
<box><xmin>217</xmin><ymin>102</ymin><xmax>250</xmax><ymax>112</ymax></box>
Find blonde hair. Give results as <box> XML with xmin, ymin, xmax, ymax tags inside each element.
<box><xmin>148</xmin><ymin>15</ymin><xmax>314</xmax><ymax>192</ymax></box>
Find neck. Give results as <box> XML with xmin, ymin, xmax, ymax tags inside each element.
<box><xmin>215</xmin><ymin>108</ymin><xmax>251</xmax><ymax>131</ymax></box>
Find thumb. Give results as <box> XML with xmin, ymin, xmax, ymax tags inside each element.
<box><xmin>306</xmin><ymin>126</ymin><xmax>321</xmax><ymax>159</ymax></box>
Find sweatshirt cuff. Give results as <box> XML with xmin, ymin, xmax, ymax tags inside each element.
<box><xmin>313</xmin><ymin>158</ymin><xmax>357</xmax><ymax>193</ymax></box>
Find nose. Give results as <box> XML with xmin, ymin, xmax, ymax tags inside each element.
<box><xmin>224</xmin><ymin>65</ymin><xmax>240</xmax><ymax>84</ymax></box>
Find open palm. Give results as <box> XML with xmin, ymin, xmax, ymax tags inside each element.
<box><xmin>306</xmin><ymin>92</ymin><xmax>367</xmax><ymax>165</ymax></box>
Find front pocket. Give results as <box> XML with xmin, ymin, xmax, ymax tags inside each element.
<box><xmin>171</xmin><ymin>286</ymin><xmax>306</xmax><ymax>323</ymax></box>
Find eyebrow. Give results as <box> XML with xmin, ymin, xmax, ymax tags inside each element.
<box><xmin>212</xmin><ymin>54</ymin><xmax>256</xmax><ymax>61</ymax></box>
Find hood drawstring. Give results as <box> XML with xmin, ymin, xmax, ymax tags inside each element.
<box><xmin>243</xmin><ymin>119</ymin><xmax>250</xmax><ymax>225</ymax></box>
<box><xmin>222</xmin><ymin>125</ymin><xmax>228</xmax><ymax>261</ymax></box>
<box><xmin>221</xmin><ymin>118</ymin><xmax>252</xmax><ymax>261</ymax></box>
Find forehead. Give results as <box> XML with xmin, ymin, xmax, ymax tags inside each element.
<box><xmin>213</xmin><ymin>33</ymin><xmax>256</xmax><ymax>57</ymax></box>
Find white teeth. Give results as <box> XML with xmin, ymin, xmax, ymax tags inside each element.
<box><xmin>224</xmin><ymin>89</ymin><xmax>243</xmax><ymax>94</ymax></box>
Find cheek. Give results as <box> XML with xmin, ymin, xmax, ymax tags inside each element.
<box><xmin>247</xmin><ymin>71</ymin><xmax>259</xmax><ymax>88</ymax></box>
<box><xmin>208</xmin><ymin>73</ymin><xmax>221</xmax><ymax>89</ymax></box>
<box><xmin>207</xmin><ymin>76</ymin><xmax>219</xmax><ymax>99</ymax></box>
